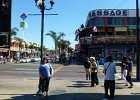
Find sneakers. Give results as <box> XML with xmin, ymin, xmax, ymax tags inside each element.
<box><xmin>128</xmin><ymin>85</ymin><xmax>133</xmax><ymax>88</ymax></box>
<box><xmin>36</xmin><ymin>90</ymin><xmax>42</xmax><ymax>95</ymax></box>
<box><xmin>42</xmin><ymin>91</ymin><xmax>47</xmax><ymax>96</ymax></box>
<box><xmin>42</xmin><ymin>91</ymin><xmax>48</xmax><ymax>97</ymax></box>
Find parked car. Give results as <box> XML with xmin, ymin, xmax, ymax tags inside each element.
<box><xmin>20</xmin><ymin>57</ymin><xmax>31</xmax><ymax>63</ymax></box>
<box><xmin>30</xmin><ymin>57</ymin><xmax>39</xmax><ymax>62</ymax></box>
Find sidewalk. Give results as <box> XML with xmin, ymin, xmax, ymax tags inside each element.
<box><xmin>0</xmin><ymin>77</ymin><xmax>140</xmax><ymax>100</ymax></box>
<box><xmin>0</xmin><ymin>64</ymin><xmax>140</xmax><ymax>100</ymax></box>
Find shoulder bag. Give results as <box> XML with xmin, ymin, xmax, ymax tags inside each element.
<box><xmin>104</xmin><ymin>62</ymin><xmax>111</xmax><ymax>75</ymax></box>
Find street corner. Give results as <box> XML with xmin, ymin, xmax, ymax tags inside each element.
<box><xmin>131</xmin><ymin>79</ymin><xmax>140</xmax><ymax>90</ymax></box>
<box><xmin>0</xmin><ymin>78</ymin><xmax>38</xmax><ymax>93</ymax></box>
<box><xmin>0</xmin><ymin>79</ymin><xmax>39</xmax><ymax>100</ymax></box>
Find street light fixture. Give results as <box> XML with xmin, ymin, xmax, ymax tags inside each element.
<box><xmin>0</xmin><ymin>0</ymin><xmax>12</xmax><ymax>48</ymax></box>
<box><xmin>0</xmin><ymin>0</ymin><xmax>8</xmax><ymax>13</ymax></box>
<box><xmin>34</xmin><ymin>0</ymin><xmax>54</xmax><ymax>63</ymax></box>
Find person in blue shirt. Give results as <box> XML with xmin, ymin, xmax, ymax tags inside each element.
<box><xmin>126</xmin><ymin>56</ymin><xmax>133</xmax><ymax>88</ymax></box>
<box><xmin>39</xmin><ymin>57</ymin><xmax>53</xmax><ymax>98</ymax></box>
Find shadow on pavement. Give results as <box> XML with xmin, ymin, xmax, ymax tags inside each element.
<box><xmin>68</xmin><ymin>80</ymin><xmax>128</xmax><ymax>89</ymax></box>
<box><xmin>1</xmin><ymin>93</ymin><xmax>140</xmax><ymax>100</ymax></box>
<box><xmin>48</xmin><ymin>93</ymin><xmax>103</xmax><ymax>100</ymax></box>
<box><xmin>67</xmin><ymin>80</ymin><xmax>91</xmax><ymax>88</ymax></box>
<box><xmin>132</xmin><ymin>79</ymin><xmax>140</xmax><ymax>82</ymax></box>
<box><xmin>72</xmin><ymin>80</ymin><xmax>90</xmax><ymax>83</ymax></box>
<box><xmin>2</xmin><ymin>94</ymin><xmax>37</xmax><ymax>100</ymax></box>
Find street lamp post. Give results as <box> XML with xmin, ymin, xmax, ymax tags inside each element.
<box><xmin>34</xmin><ymin>0</ymin><xmax>54</xmax><ymax>63</ymax></box>
<box><xmin>136</xmin><ymin>0</ymin><xmax>140</xmax><ymax>80</ymax></box>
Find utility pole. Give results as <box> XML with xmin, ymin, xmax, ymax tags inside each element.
<box><xmin>28</xmin><ymin>13</ymin><xmax>58</xmax><ymax>62</ymax></box>
<box><xmin>33</xmin><ymin>0</ymin><xmax>58</xmax><ymax>63</ymax></box>
<box><xmin>136</xmin><ymin>0</ymin><xmax>140</xmax><ymax>80</ymax></box>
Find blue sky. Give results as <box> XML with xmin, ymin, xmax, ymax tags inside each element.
<box><xmin>12</xmin><ymin>0</ymin><xmax>136</xmax><ymax>50</ymax></box>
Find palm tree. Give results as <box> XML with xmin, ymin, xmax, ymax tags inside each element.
<box><xmin>46</xmin><ymin>31</ymin><xmax>65</xmax><ymax>49</ymax></box>
<box><xmin>58</xmin><ymin>39</ymin><xmax>70</xmax><ymax>54</ymax></box>
<box><xmin>1</xmin><ymin>27</ymin><xmax>19</xmax><ymax>37</ymax></box>
<box><xmin>46</xmin><ymin>31</ymin><xmax>65</xmax><ymax>62</ymax></box>
<box><xmin>11</xmin><ymin>27</ymin><xmax>19</xmax><ymax>37</ymax></box>
<box><xmin>3</xmin><ymin>27</ymin><xmax>19</xmax><ymax>58</ymax></box>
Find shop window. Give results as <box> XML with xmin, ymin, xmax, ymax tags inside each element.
<box><xmin>127</xmin><ymin>17</ymin><xmax>136</xmax><ymax>25</ymax></box>
<box><xmin>115</xmin><ymin>17</ymin><xmax>123</xmax><ymax>25</ymax></box>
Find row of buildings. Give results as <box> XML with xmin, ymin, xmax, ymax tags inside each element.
<box><xmin>75</xmin><ymin>9</ymin><xmax>138</xmax><ymax>64</ymax></box>
<box><xmin>0</xmin><ymin>38</ymin><xmax>40</xmax><ymax>60</ymax></box>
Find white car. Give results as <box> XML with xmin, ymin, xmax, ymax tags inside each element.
<box><xmin>31</xmin><ymin>57</ymin><xmax>39</xmax><ymax>62</ymax></box>
<box><xmin>20</xmin><ymin>57</ymin><xmax>31</xmax><ymax>63</ymax></box>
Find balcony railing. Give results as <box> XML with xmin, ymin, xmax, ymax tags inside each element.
<box><xmin>80</xmin><ymin>35</ymin><xmax>136</xmax><ymax>44</ymax></box>
<box><xmin>96</xmin><ymin>35</ymin><xmax>136</xmax><ymax>43</ymax></box>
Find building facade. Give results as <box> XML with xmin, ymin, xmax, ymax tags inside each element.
<box><xmin>78</xmin><ymin>9</ymin><xmax>138</xmax><ymax>64</ymax></box>
<box><xmin>0</xmin><ymin>38</ymin><xmax>40</xmax><ymax>61</ymax></box>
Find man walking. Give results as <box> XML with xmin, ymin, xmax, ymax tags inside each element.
<box><xmin>103</xmin><ymin>56</ymin><xmax>116</xmax><ymax>100</ymax></box>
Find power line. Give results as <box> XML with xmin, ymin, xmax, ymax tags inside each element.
<box><xmin>114</xmin><ymin>0</ymin><xmax>128</xmax><ymax>9</ymax></box>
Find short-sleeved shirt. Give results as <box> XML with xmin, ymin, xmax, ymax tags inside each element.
<box><xmin>39</xmin><ymin>63</ymin><xmax>52</xmax><ymax>78</ymax></box>
<box><xmin>104</xmin><ymin>62</ymin><xmax>116</xmax><ymax>80</ymax></box>
<box><xmin>83</xmin><ymin>60</ymin><xmax>91</xmax><ymax>69</ymax></box>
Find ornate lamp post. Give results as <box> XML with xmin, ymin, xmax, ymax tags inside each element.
<box><xmin>136</xmin><ymin>0</ymin><xmax>140</xmax><ymax>80</ymax></box>
<box><xmin>34</xmin><ymin>0</ymin><xmax>54</xmax><ymax>63</ymax></box>
<box><xmin>0</xmin><ymin>0</ymin><xmax>12</xmax><ymax>48</ymax></box>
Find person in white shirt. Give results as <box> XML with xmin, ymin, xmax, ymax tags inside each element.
<box><xmin>103</xmin><ymin>56</ymin><xmax>116</xmax><ymax>100</ymax></box>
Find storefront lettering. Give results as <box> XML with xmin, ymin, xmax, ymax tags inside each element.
<box><xmin>109</xmin><ymin>48</ymin><xmax>122</xmax><ymax>52</ymax></box>
<box><xmin>89</xmin><ymin>9</ymin><xmax>127</xmax><ymax>17</ymax></box>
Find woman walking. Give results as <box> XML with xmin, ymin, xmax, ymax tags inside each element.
<box><xmin>90</xmin><ymin>57</ymin><xmax>98</xmax><ymax>87</ymax></box>
<box><xmin>126</xmin><ymin>56</ymin><xmax>133</xmax><ymax>88</ymax></box>
<box><xmin>39</xmin><ymin>57</ymin><xmax>53</xmax><ymax>98</ymax></box>
<box><xmin>121</xmin><ymin>57</ymin><xmax>128</xmax><ymax>86</ymax></box>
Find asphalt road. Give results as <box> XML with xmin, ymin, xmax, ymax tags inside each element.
<box><xmin>0</xmin><ymin>63</ymin><xmax>139</xmax><ymax>100</ymax></box>
<box><xmin>0</xmin><ymin>63</ymin><xmax>101</xmax><ymax>80</ymax></box>
<box><xmin>0</xmin><ymin>62</ymin><xmax>136</xmax><ymax>86</ymax></box>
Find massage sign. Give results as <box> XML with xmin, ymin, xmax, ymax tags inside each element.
<box><xmin>88</xmin><ymin>9</ymin><xmax>128</xmax><ymax>17</ymax></box>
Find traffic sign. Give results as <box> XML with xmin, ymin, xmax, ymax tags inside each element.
<box><xmin>20</xmin><ymin>13</ymin><xmax>27</xmax><ymax>20</ymax></box>
<box><xmin>20</xmin><ymin>21</ymin><xmax>28</xmax><ymax>28</ymax></box>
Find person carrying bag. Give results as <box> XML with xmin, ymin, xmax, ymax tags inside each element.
<box><xmin>103</xmin><ymin>56</ymin><xmax>116</xmax><ymax>100</ymax></box>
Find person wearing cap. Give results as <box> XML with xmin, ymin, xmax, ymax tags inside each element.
<box><xmin>38</xmin><ymin>57</ymin><xmax>53</xmax><ymax>98</ymax></box>
<box><xmin>90</xmin><ymin>56</ymin><xmax>98</xmax><ymax>87</ymax></box>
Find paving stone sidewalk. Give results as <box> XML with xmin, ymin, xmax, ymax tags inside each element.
<box><xmin>0</xmin><ymin>77</ymin><xmax>140</xmax><ymax>100</ymax></box>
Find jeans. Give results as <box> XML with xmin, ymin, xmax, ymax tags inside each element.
<box><xmin>91</xmin><ymin>72</ymin><xmax>98</xmax><ymax>86</ymax></box>
<box><xmin>104</xmin><ymin>80</ymin><xmax>115</xmax><ymax>99</ymax></box>
<box><xmin>41</xmin><ymin>78</ymin><xmax>50</xmax><ymax>92</ymax></box>
<box><xmin>126</xmin><ymin>75</ymin><xmax>133</xmax><ymax>86</ymax></box>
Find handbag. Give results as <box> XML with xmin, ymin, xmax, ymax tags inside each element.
<box><xmin>129</xmin><ymin>71</ymin><xmax>134</xmax><ymax>76</ymax></box>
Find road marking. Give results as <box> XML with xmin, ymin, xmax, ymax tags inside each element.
<box><xmin>54</xmin><ymin>66</ymin><xmax>64</xmax><ymax>74</ymax></box>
